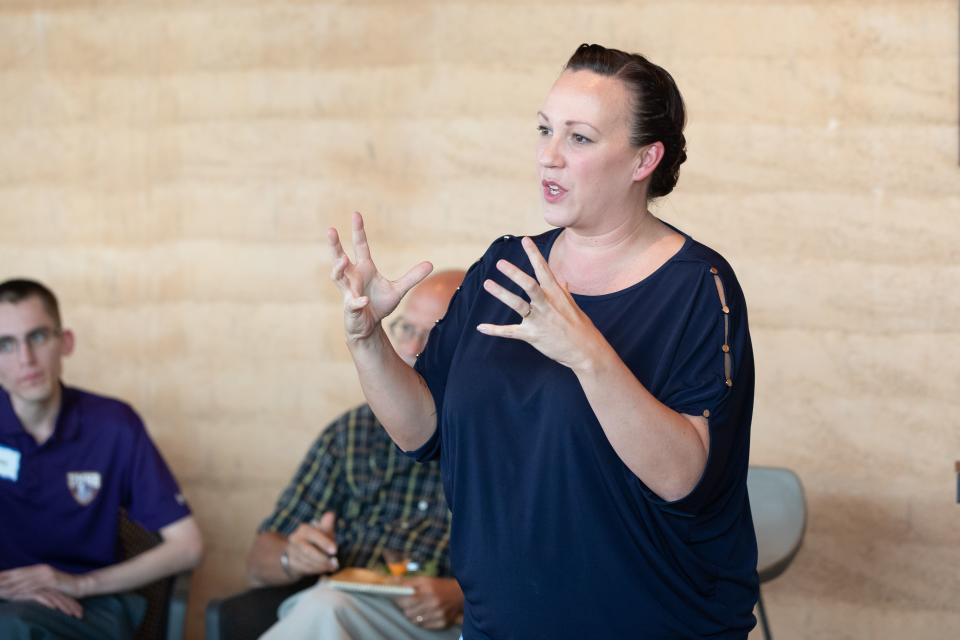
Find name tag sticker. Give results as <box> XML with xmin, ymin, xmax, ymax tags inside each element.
<box><xmin>0</xmin><ymin>445</ymin><xmax>21</xmax><ymax>482</ymax></box>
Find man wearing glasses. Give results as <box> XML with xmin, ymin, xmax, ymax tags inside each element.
<box><xmin>248</xmin><ymin>269</ymin><xmax>465</xmax><ymax>640</ymax></box>
<box><xmin>0</xmin><ymin>279</ymin><xmax>203</xmax><ymax>639</ymax></box>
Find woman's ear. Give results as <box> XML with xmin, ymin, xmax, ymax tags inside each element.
<box><xmin>632</xmin><ymin>141</ymin><xmax>665</xmax><ymax>183</ymax></box>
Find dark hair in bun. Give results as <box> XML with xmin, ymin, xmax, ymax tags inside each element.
<box><xmin>565</xmin><ymin>43</ymin><xmax>687</xmax><ymax>198</ymax></box>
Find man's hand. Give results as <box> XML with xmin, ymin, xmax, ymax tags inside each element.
<box><xmin>393</xmin><ymin>576</ymin><xmax>464</xmax><ymax>630</ymax></box>
<box><xmin>22</xmin><ymin>588</ymin><xmax>85</xmax><ymax>618</ymax></box>
<box><xmin>0</xmin><ymin>564</ymin><xmax>88</xmax><ymax>600</ymax></box>
<box><xmin>285</xmin><ymin>511</ymin><xmax>339</xmax><ymax>577</ymax></box>
<box><xmin>0</xmin><ymin>566</ymin><xmax>86</xmax><ymax>618</ymax></box>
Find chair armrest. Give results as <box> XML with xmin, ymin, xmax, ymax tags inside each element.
<box><xmin>164</xmin><ymin>572</ymin><xmax>192</xmax><ymax>640</ymax></box>
<box><xmin>205</xmin><ymin>579</ymin><xmax>313</xmax><ymax>640</ymax></box>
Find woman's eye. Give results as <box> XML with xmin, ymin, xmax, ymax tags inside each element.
<box><xmin>572</xmin><ymin>133</ymin><xmax>592</xmax><ymax>144</ymax></box>
<box><xmin>536</xmin><ymin>125</ymin><xmax>551</xmax><ymax>136</ymax></box>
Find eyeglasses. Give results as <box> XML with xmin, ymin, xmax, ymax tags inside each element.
<box><xmin>388</xmin><ymin>317</ymin><xmax>431</xmax><ymax>346</ymax></box>
<box><xmin>0</xmin><ymin>327</ymin><xmax>62</xmax><ymax>357</ymax></box>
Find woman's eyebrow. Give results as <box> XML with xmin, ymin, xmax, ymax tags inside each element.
<box><xmin>537</xmin><ymin>111</ymin><xmax>599</xmax><ymax>133</ymax></box>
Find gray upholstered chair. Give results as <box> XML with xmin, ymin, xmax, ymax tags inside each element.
<box><xmin>747</xmin><ymin>466</ymin><xmax>806</xmax><ymax>640</ymax></box>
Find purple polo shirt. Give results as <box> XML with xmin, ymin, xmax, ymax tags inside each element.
<box><xmin>0</xmin><ymin>385</ymin><xmax>191</xmax><ymax>574</ymax></box>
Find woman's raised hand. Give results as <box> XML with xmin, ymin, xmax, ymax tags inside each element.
<box><xmin>476</xmin><ymin>236</ymin><xmax>605</xmax><ymax>372</ymax></box>
<box><xmin>328</xmin><ymin>212</ymin><xmax>433</xmax><ymax>342</ymax></box>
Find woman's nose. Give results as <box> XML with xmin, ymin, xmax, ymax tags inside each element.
<box><xmin>538</xmin><ymin>138</ymin><xmax>564</xmax><ymax>168</ymax></box>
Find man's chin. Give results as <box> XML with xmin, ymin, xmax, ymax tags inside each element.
<box><xmin>12</xmin><ymin>382</ymin><xmax>56</xmax><ymax>404</ymax></box>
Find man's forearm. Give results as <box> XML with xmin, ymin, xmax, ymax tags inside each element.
<box><xmin>77</xmin><ymin>516</ymin><xmax>203</xmax><ymax>598</ymax></box>
<box><xmin>246</xmin><ymin>532</ymin><xmax>298</xmax><ymax>587</ymax></box>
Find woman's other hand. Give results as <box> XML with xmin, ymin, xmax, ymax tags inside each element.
<box><xmin>327</xmin><ymin>212</ymin><xmax>433</xmax><ymax>343</ymax></box>
<box><xmin>477</xmin><ymin>236</ymin><xmax>604</xmax><ymax>372</ymax></box>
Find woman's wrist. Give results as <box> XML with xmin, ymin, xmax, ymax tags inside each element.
<box><xmin>569</xmin><ymin>331</ymin><xmax>616</xmax><ymax>377</ymax></box>
<box><xmin>346</xmin><ymin>323</ymin><xmax>387</xmax><ymax>351</ymax></box>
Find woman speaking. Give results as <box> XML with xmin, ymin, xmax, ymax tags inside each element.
<box><xmin>328</xmin><ymin>43</ymin><xmax>758</xmax><ymax>639</ymax></box>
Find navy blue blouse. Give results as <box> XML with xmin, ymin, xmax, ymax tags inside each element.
<box><xmin>413</xmin><ymin>227</ymin><xmax>758</xmax><ymax>639</ymax></box>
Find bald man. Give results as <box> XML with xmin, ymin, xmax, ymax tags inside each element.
<box><xmin>248</xmin><ymin>270</ymin><xmax>465</xmax><ymax>640</ymax></box>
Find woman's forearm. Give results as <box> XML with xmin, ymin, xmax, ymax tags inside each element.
<box><xmin>573</xmin><ymin>340</ymin><xmax>709</xmax><ymax>502</ymax></box>
<box><xmin>349</xmin><ymin>326</ymin><xmax>438</xmax><ymax>451</ymax></box>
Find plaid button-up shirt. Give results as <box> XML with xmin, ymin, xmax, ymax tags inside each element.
<box><xmin>259</xmin><ymin>404</ymin><xmax>452</xmax><ymax>576</ymax></box>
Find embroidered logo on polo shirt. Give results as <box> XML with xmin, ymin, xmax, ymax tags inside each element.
<box><xmin>66</xmin><ymin>471</ymin><xmax>102</xmax><ymax>506</ymax></box>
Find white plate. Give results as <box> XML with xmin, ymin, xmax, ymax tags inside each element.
<box><xmin>326</xmin><ymin>580</ymin><xmax>415</xmax><ymax>596</ymax></box>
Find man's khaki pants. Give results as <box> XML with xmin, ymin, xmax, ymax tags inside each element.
<box><xmin>260</xmin><ymin>582</ymin><xmax>462</xmax><ymax>640</ymax></box>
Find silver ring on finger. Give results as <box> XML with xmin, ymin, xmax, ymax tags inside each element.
<box><xmin>522</xmin><ymin>303</ymin><xmax>533</xmax><ymax>318</ymax></box>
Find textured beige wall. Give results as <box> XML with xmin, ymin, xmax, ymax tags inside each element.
<box><xmin>1</xmin><ymin>1</ymin><xmax>958</xmax><ymax>638</ymax></box>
